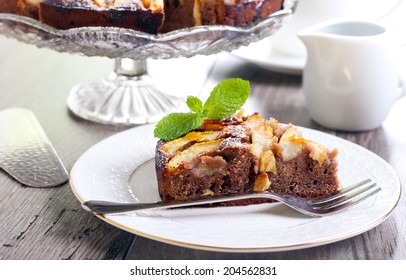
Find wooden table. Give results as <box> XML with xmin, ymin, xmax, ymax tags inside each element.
<box><xmin>0</xmin><ymin>35</ymin><xmax>405</xmax><ymax>260</ymax></box>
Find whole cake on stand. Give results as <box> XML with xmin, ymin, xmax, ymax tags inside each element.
<box><xmin>0</xmin><ymin>0</ymin><xmax>296</xmax><ymax>125</ymax></box>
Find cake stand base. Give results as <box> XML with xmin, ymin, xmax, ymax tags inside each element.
<box><xmin>67</xmin><ymin>58</ymin><xmax>183</xmax><ymax>125</ymax></box>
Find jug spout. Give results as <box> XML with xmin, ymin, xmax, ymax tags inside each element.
<box><xmin>297</xmin><ymin>30</ymin><xmax>321</xmax><ymax>50</ymax></box>
<box><xmin>296</xmin><ymin>19</ymin><xmax>333</xmax><ymax>45</ymax></box>
<box><xmin>297</xmin><ymin>28</ymin><xmax>326</xmax><ymax>58</ymax></box>
<box><xmin>296</xmin><ymin>21</ymin><xmax>333</xmax><ymax>54</ymax></box>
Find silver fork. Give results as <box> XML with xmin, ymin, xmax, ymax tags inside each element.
<box><xmin>81</xmin><ymin>179</ymin><xmax>380</xmax><ymax>217</ymax></box>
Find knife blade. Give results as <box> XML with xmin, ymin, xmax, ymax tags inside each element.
<box><xmin>0</xmin><ymin>108</ymin><xmax>68</xmax><ymax>187</ymax></box>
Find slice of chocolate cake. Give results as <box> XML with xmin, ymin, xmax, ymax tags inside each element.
<box><xmin>155</xmin><ymin>113</ymin><xmax>340</xmax><ymax>205</ymax></box>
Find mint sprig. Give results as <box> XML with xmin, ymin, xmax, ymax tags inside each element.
<box><xmin>154</xmin><ymin>78</ymin><xmax>250</xmax><ymax>141</ymax></box>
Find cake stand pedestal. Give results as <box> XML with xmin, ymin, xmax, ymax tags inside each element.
<box><xmin>67</xmin><ymin>58</ymin><xmax>183</xmax><ymax>125</ymax></box>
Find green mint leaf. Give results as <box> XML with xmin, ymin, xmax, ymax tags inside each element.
<box><xmin>186</xmin><ymin>96</ymin><xmax>203</xmax><ymax>113</ymax></box>
<box><xmin>154</xmin><ymin>78</ymin><xmax>251</xmax><ymax>140</ymax></box>
<box><xmin>154</xmin><ymin>112</ymin><xmax>205</xmax><ymax>141</ymax></box>
<box><xmin>203</xmin><ymin>78</ymin><xmax>250</xmax><ymax>120</ymax></box>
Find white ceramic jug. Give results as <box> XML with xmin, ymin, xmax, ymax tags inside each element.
<box><xmin>298</xmin><ymin>20</ymin><xmax>406</xmax><ymax>131</ymax></box>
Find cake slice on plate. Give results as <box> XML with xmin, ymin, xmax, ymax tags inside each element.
<box><xmin>154</xmin><ymin>79</ymin><xmax>340</xmax><ymax>205</ymax></box>
<box><xmin>156</xmin><ymin>113</ymin><xmax>339</xmax><ymax>205</ymax></box>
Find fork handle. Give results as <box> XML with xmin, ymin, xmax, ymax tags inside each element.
<box><xmin>82</xmin><ymin>192</ymin><xmax>273</xmax><ymax>215</ymax></box>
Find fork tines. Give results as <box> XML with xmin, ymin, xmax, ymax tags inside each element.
<box><xmin>311</xmin><ymin>179</ymin><xmax>381</xmax><ymax>213</ymax></box>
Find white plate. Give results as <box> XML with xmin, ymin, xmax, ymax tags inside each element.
<box><xmin>70</xmin><ymin>124</ymin><xmax>401</xmax><ymax>252</ymax></box>
<box><xmin>233</xmin><ymin>37</ymin><xmax>306</xmax><ymax>75</ymax></box>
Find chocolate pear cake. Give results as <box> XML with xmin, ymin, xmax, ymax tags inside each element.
<box><xmin>0</xmin><ymin>0</ymin><xmax>284</xmax><ymax>34</ymax></box>
<box><xmin>155</xmin><ymin>113</ymin><xmax>340</xmax><ymax>205</ymax></box>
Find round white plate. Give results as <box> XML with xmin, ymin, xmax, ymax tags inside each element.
<box><xmin>232</xmin><ymin>37</ymin><xmax>306</xmax><ymax>75</ymax></box>
<box><xmin>70</xmin><ymin>124</ymin><xmax>401</xmax><ymax>252</ymax></box>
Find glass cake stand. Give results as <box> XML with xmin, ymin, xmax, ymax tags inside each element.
<box><xmin>0</xmin><ymin>0</ymin><xmax>296</xmax><ymax>125</ymax></box>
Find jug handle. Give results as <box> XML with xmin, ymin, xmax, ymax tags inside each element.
<box><xmin>396</xmin><ymin>43</ymin><xmax>406</xmax><ymax>100</ymax></box>
<box><xmin>397</xmin><ymin>77</ymin><xmax>406</xmax><ymax>100</ymax></box>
